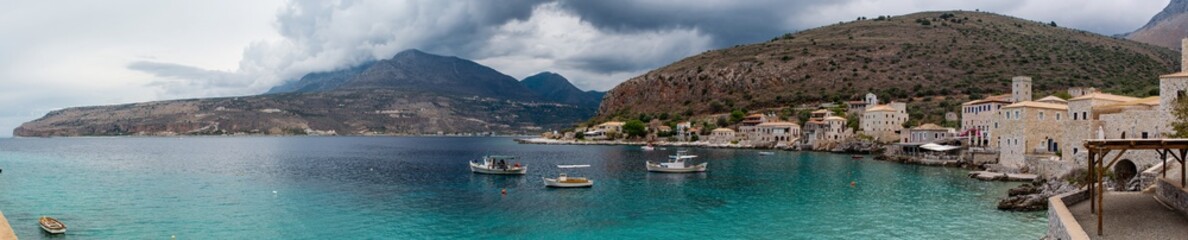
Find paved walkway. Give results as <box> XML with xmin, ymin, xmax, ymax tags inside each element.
<box><xmin>0</xmin><ymin>210</ymin><xmax>16</xmax><ymax>240</ymax></box>
<box><xmin>1068</xmin><ymin>192</ymin><xmax>1188</xmax><ymax>239</ymax></box>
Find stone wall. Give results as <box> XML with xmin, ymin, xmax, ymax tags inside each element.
<box><xmin>1155</xmin><ymin>178</ymin><xmax>1188</xmax><ymax>217</ymax></box>
<box><xmin>1026</xmin><ymin>156</ymin><xmax>1078</xmax><ymax>178</ymax></box>
<box><xmin>1047</xmin><ymin>189</ymin><xmax>1091</xmax><ymax>240</ymax></box>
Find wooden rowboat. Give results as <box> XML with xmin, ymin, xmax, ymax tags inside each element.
<box><xmin>39</xmin><ymin>216</ymin><xmax>66</xmax><ymax>234</ymax></box>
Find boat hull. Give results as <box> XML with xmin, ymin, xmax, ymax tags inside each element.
<box><xmin>646</xmin><ymin>162</ymin><xmax>708</xmax><ymax>173</ymax></box>
<box><xmin>542</xmin><ymin>177</ymin><xmax>594</xmax><ymax>188</ymax></box>
<box><xmin>470</xmin><ymin>162</ymin><xmax>526</xmax><ymax>175</ymax></box>
<box><xmin>39</xmin><ymin>217</ymin><xmax>66</xmax><ymax>234</ymax></box>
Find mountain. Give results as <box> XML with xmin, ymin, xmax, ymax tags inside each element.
<box><xmin>1126</xmin><ymin>0</ymin><xmax>1188</xmax><ymax>50</ymax></box>
<box><xmin>16</xmin><ymin>50</ymin><xmax>593</xmax><ymax>137</ymax></box>
<box><xmin>268</xmin><ymin>49</ymin><xmax>539</xmax><ymax>100</ymax></box>
<box><xmin>598</xmin><ymin>11</ymin><xmax>1179</xmax><ymax>125</ymax></box>
<box><xmin>520</xmin><ymin>72</ymin><xmax>605</xmax><ymax>109</ymax></box>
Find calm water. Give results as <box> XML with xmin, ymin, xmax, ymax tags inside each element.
<box><xmin>0</xmin><ymin>137</ymin><xmax>1045</xmax><ymax>239</ymax></box>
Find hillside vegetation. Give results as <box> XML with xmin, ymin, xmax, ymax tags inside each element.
<box><xmin>598</xmin><ymin>11</ymin><xmax>1179</xmax><ymax>126</ymax></box>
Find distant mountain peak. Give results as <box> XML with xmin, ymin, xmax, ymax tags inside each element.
<box><xmin>521</xmin><ymin>72</ymin><xmax>604</xmax><ymax>109</ymax></box>
<box><xmin>1126</xmin><ymin>0</ymin><xmax>1188</xmax><ymax>50</ymax></box>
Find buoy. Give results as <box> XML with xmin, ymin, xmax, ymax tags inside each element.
<box><xmin>272</xmin><ymin>190</ymin><xmax>278</xmax><ymax>194</ymax></box>
<box><xmin>850</xmin><ymin>181</ymin><xmax>856</xmax><ymax>188</ymax></box>
<box><xmin>501</xmin><ymin>188</ymin><xmax>507</xmax><ymax>195</ymax></box>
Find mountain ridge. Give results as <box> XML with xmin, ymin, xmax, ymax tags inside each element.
<box><xmin>1126</xmin><ymin>0</ymin><xmax>1188</xmax><ymax>50</ymax></box>
<box><xmin>16</xmin><ymin>51</ymin><xmax>597</xmax><ymax>137</ymax></box>
<box><xmin>521</xmin><ymin>72</ymin><xmax>605</xmax><ymax>109</ymax></box>
<box><xmin>598</xmin><ymin>11</ymin><xmax>1179</xmax><ymax>126</ymax></box>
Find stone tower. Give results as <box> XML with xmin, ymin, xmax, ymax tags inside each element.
<box><xmin>865</xmin><ymin>93</ymin><xmax>878</xmax><ymax>106</ymax></box>
<box><xmin>1159</xmin><ymin>39</ymin><xmax>1188</xmax><ymax>116</ymax></box>
<box><xmin>1011</xmin><ymin>76</ymin><xmax>1032</xmax><ymax>103</ymax></box>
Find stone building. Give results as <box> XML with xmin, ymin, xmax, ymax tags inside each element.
<box><xmin>847</xmin><ymin>93</ymin><xmax>879</xmax><ymax>117</ymax></box>
<box><xmin>905</xmin><ymin>123</ymin><xmax>956</xmax><ymax>143</ymax></box>
<box><xmin>754</xmin><ymin>121</ymin><xmax>800</xmax><ymax>147</ymax></box>
<box><xmin>803</xmin><ymin>116</ymin><xmax>853</xmax><ymax>149</ymax></box>
<box><xmin>861</xmin><ymin>102</ymin><xmax>908</xmax><ymax>143</ymax></box>
<box><xmin>738</xmin><ymin>113</ymin><xmax>771</xmax><ymax>144</ymax></box>
<box><xmin>708</xmin><ymin>128</ymin><xmax>737</xmax><ymax>145</ymax></box>
<box><xmin>1059</xmin><ymin>92</ymin><xmax>1141</xmax><ymax>163</ymax></box>
<box><xmin>997</xmin><ymin>101</ymin><xmax>1068</xmax><ymax>170</ymax></box>
<box><xmin>961</xmin><ymin>76</ymin><xmax>1032</xmax><ymax>148</ymax></box>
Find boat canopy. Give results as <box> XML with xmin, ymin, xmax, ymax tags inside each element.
<box><xmin>486</xmin><ymin>155</ymin><xmax>518</xmax><ymax>160</ymax></box>
<box><xmin>920</xmin><ymin>143</ymin><xmax>961</xmax><ymax>152</ymax></box>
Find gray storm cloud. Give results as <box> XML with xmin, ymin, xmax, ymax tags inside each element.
<box><xmin>128</xmin><ymin>0</ymin><xmax>1167</xmax><ymax>94</ymax></box>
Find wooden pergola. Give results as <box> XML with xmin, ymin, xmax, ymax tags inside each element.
<box><xmin>1084</xmin><ymin>139</ymin><xmax>1188</xmax><ymax>236</ymax></box>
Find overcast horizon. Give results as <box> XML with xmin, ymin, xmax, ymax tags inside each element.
<box><xmin>0</xmin><ymin>0</ymin><xmax>1173</xmax><ymax>137</ymax></box>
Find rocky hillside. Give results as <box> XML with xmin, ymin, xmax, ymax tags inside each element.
<box><xmin>598</xmin><ymin>11</ymin><xmax>1179</xmax><ymax>125</ymax></box>
<box><xmin>1126</xmin><ymin>0</ymin><xmax>1188</xmax><ymax>50</ymax></box>
<box><xmin>16</xmin><ymin>51</ymin><xmax>595</xmax><ymax>137</ymax></box>
<box><xmin>521</xmin><ymin>72</ymin><xmax>605</xmax><ymax>109</ymax></box>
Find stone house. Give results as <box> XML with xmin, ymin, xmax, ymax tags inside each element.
<box><xmin>961</xmin><ymin>94</ymin><xmax>1012</xmax><ymax>148</ymax></box>
<box><xmin>906</xmin><ymin>123</ymin><xmax>956</xmax><ymax>143</ymax></box>
<box><xmin>997</xmin><ymin>100</ymin><xmax>1067</xmax><ymax>170</ymax></box>
<box><xmin>961</xmin><ymin>76</ymin><xmax>1032</xmax><ymax>148</ymax></box>
<box><xmin>754</xmin><ymin>121</ymin><xmax>801</xmax><ymax>147</ymax></box>
<box><xmin>708</xmin><ymin>128</ymin><xmax>737</xmax><ymax>145</ymax></box>
<box><xmin>847</xmin><ymin>93</ymin><xmax>880</xmax><ymax>117</ymax></box>
<box><xmin>675</xmin><ymin>121</ymin><xmax>693</xmax><ymax>141</ymax></box>
<box><xmin>861</xmin><ymin>102</ymin><xmax>908</xmax><ymax>143</ymax></box>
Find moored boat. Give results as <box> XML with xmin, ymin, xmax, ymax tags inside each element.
<box><xmin>470</xmin><ymin>155</ymin><xmax>526</xmax><ymax>175</ymax></box>
<box><xmin>646</xmin><ymin>151</ymin><xmax>707</xmax><ymax>173</ymax></box>
<box><xmin>641</xmin><ymin>143</ymin><xmax>655</xmax><ymax>151</ymax></box>
<box><xmin>542</xmin><ymin>172</ymin><xmax>594</xmax><ymax>188</ymax></box>
<box><xmin>758</xmin><ymin>151</ymin><xmax>775</xmax><ymax>156</ymax></box>
<box><xmin>851</xmin><ymin>155</ymin><xmax>864</xmax><ymax>159</ymax></box>
<box><xmin>39</xmin><ymin>216</ymin><xmax>66</xmax><ymax>234</ymax></box>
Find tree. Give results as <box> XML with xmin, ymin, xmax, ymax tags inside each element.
<box><xmin>624</xmin><ymin>120</ymin><xmax>647</xmax><ymax>139</ymax></box>
<box><xmin>730</xmin><ymin>109</ymin><xmax>747</xmax><ymax>123</ymax></box>
<box><xmin>1172</xmin><ymin>97</ymin><xmax>1188</xmax><ymax>138</ymax></box>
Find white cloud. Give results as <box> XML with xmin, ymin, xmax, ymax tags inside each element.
<box><xmin>475</xmin><ymin>3</ymin><xmax>714</xmax><ymax>91</ymax></box>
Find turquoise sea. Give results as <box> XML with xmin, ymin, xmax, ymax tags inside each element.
<box><xmin>0</xmin><ymin>137</ymin><xmax>1045</xmax><ymax>239</ymax></box>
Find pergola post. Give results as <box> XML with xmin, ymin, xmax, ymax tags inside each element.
<box><xmin>1088</xmin><ymin>148</ymin><xmax>1096</xmax><ymax>213</ymax></box>
<box><xmin>1161</xmin><ymin>149</ymin><xmax>1167</xmax><ymax>178</ymax></box>
<box><xmin>1181</xmin><ymin>149</ymin><xmax>1187</xmax><ymax>187</ymax></box>
<box><xmin>1097</xmin><ymin>148</ymin><xmax>1105</xmax><ymax>236</ymax></box>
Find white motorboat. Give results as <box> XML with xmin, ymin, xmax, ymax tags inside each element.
<box><xmin>641</xmin><ymin>144</ymin><xmax>655</xmax><ymax>151</ymax></box>
<box><xmin>40</xmin><ymin>216</ymin><xmax>66</xmax><ymax>234</ymax></box>
<box><xmin>543</xmin><ymin>173</ymin><xmax>594</xmax><ymax>188</ymax></box>
<box><xmin>470</xmin><ymin>155</ymin><xmax>526</xmax><ymax>175</ymax></box>
<box><xmin>646</xmin><ymin>151</ymin><xmax>707</xmax><ymax>173</ymax></box>
<box><xmin>758</xmin><ymin>151</ymin><xmax>775</xmax><ymax>156</ymax></box>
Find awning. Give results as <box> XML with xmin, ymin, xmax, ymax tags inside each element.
<box><xmin>920</xmin><ymin>143</ymin><xmax>961</xmax><ymax>151</ymax></box>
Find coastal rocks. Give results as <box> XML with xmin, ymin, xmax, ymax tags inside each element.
<box><xmin>831</xmin><ymin>140</ymin><xmax>876</xmax><ymax>153</ymax></box>
<box><xmin>997</xmin><ymin>179</ymin><xmax>1078</xmax><ymax>211</ymax></box>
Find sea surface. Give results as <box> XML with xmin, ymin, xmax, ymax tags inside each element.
<box><xmin>0</xmin><ymin>137</ymin><xmax>1045</xmax><ymax>239</ymax></box>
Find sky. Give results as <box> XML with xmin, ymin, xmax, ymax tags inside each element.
<box><xmin>0</xmin><ymin>0</ymin><xmax>1172</xmax><ymax>136</ymax></box>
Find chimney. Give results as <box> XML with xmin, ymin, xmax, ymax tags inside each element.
<box><xmin>1182</xmin><ymin>39</ymin><xmax>1188</xmax><ymax>72</ymax></box>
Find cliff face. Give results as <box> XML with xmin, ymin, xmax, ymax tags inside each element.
<box><xmin>598</xmin><ymin>11</ymin><xmax>1179</xmax><ymax>124</ymax></box>
<box><xmin>1126</xmin><ymin>0</ymin><xmax>1188</xmax><ymax>50</ymax></box>
<box><xmin>16</xmin><ymin>51</ymin><xmax>597</xmax><ymax>137</ymax></box>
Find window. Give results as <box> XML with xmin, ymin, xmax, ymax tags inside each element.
<box><xmin>1057</xmin><ymin>113</ymin><xmax>1061</xmax><ymax>120</ymax></box>
<box><xmin>1073</xmin><ymin>113</ymin><xmax>1078</xmax><ymax>120</ymax></box>
<box><xmin>1142</xmin><ymin>132</ymin><xmax>1149</xmax><ymax>139</ymax></box>
<box><xmin>1039</xmin><ymin>112</ymin><xmax>1044</xmax><ymax>120</ymax></box>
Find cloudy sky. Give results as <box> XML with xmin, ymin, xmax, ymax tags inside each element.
<box><xmin>0</xmin><ymin>0</ymin><xmax>1171</xmax><ymax>136</ymax></box>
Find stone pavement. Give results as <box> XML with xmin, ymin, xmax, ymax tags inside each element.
<box><xmin>1068</xmin><ymin>192</ymin><xmax>1188</xmax><ymax>239</ymax></box>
